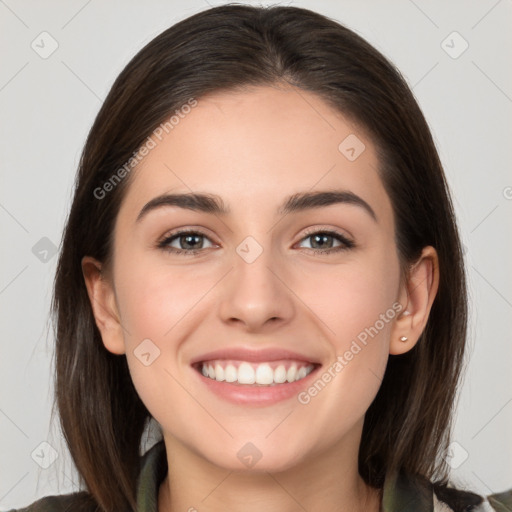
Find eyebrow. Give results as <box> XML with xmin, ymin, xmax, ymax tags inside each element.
<box><xmin>136</xmin><ymin>189</ymin><xmax>377</xmax><ymax>223</ymax></box>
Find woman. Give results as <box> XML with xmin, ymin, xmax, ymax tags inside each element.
<box><xmin>7</xmin><ymin>4</ymin><xmax>511</xmax><ymax>511</ymax></box>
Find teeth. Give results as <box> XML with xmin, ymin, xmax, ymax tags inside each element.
<box><xmin>225</xmin><ymin>364</ymin><xmax>237</xmax><ymax>383</ymax></box>
<box><xmin>274</xmin><ymin>365</ymin><xmax>287</xmax><ymax>383</ymax></box>
<box><xmin>238</xmin><ymin>362</ymin><xmax>255</xmax><ymax>384</ymax></box>
<box><xmin>255</xmin><ymin>363</ymin><xmax>274</xmax><ymax>385</ymax></box>
<box><xmin>215</xmin><ymin>363</ymin><xmax>225</xmax><ymax>382</ymax></box>
<box><xmin>199</xmin><ymin>360</ymin><xmax>315</xmax><ymax>386</ymax></box>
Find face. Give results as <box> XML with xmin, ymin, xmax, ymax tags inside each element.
<box><xmin>90</xmin><ymin>84</ymin><xmax>411</xmax><ymax>472</ymax></box>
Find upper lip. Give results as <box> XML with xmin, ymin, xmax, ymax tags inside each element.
<box><xmin>190</xmin><ymin>347</ymin><xmax>322</xmax><ymax>365</ymax></box>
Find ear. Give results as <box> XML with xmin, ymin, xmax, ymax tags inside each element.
<box><xmin>81</xmin><ymin>256</ymin><xmax>126</xmax><ymax>355</ymax></box>
<box><xmin>389</xmin><ymin>246</ymin><xmax>440</xmax><ymax>355</ymax></box>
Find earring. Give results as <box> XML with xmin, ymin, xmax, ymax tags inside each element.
<box><xmin>399</xmin><ymin>336</ymin><xmax>408</xmax><ymax>342</ymax></box>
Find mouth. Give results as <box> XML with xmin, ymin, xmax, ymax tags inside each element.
<box><xmin>192</xmin><ymin>359</ymin><xmax>321</xmax><ymax>387</ymax></box>
<box><xmin>190</xmin><ymin>347</ymin><xmax>323</xmax><ymax>405</ymax></box>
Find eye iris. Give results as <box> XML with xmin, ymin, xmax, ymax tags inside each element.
<box><xmin>311</xmin><ymin>233</ymin><xmax>333</xmax><ymax>249</ymax></box>
<box><xmin>180</xmin><ymin>233</ymin><xmax>202</xmax><ymax>250</ymax></box>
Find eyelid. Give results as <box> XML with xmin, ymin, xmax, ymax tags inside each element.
<box><xmin>299</xmin><ymin>225</ymin><xmax>354</xmax><ymax>243</ymax></box>
<box><xmin>157</xmin><ymin>226</ymin><xmax>219</xmax><ymax>244</ymax></box>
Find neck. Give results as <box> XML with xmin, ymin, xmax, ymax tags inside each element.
<box><xmin>157</xmin><ymin>429</ymin><xmax>381</xmax><ymax>512</ymax></box>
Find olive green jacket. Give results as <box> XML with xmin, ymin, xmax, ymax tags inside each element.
<box><xmin>4</xmin><ymin>440</ymin><xmax>512</xmax><ymax>511</ymax></box>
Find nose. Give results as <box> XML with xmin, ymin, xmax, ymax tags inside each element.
<box><xmin>218</xmin><ymin>239</ymin><xmax>296</xmax><ymax>332</ymax></box>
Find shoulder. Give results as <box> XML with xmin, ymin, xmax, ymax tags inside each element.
<box><xmin>383</xmin><ymin>471</ymin><xmax>512</xmax><ymax>512</ymax></box>
<box><xmin>3</xmin><ymin>491</ymin><xmax>99</xmax><ymax>512</ymax></box>
<box><xmin>432</xmin><ymin>480</ymin><xmax>486</xmax><ymax>511</ymax></box>
<box><xmin>432</xmin><ymin>481</ymin><xmax>512</xmax><ymax>512</ymax></box>
<box><xmin>3</xmin><ymin>440</ymin><xmax>167</xmax><ymax>512</ymax></box>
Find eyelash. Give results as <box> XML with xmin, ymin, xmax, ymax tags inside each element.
<box><xmin>157</xmin><ymin>227</ymin><xmax>355</xmax><ymax>256</ymax></box>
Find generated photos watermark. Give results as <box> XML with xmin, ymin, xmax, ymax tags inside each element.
<box><xmin>93</xmin><ymin>97</ymin><xmax>198</xmax><ymax>200</ymax></box>
<box><xmin>297</xmin><ymin>301</ymin><xmax>403</xmax><ymax>405</ymax></box>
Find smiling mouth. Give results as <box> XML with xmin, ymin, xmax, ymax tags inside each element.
<box><xmin>192</xmin><ymin>359</ymin><xmax>320</xmax><ymax>387</ymax></box>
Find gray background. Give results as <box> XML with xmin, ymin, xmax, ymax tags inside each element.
<box><xmin>1</xmin><ymin>0</ymin><xmax>511</xmax><ymax>508</ymax></box>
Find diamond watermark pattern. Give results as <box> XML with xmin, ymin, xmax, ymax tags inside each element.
<box><xmin>134</xmin><ymin>338</ymin><xmax>161</xmax><ymax>366</ymax></box>
<box><xmin>32</xmin><ymin>237</ymin><xmax>58</xmax><ymax>263</ymax></box>
<box><xmin>338</xmin><ymin>134</ymin><xmax>366</xmax><ymax>162</ymax></box>
<box><xmin>441</xmin><ymin>31</ymin><xmax>469</xmax><ymax>59</ymax></box>
<box><xmin>443</xmin><ymin>441</ymin><xmax>469</xmax><ymax>469</ymax></box>
<box><xmin>236</xmin><ymin>236</ymin><xmax>263</xmax><ymax>264</ymax></box>
<box><xmin>31</xmin><ymin>441</ymin><xmax>59</xmax><ymax>469</ymax></box>
<box><xmin>31</xmin><ymin>31</ymin><xmax>59</xmax><ymax>59</ymax></box>
<box><xmin>237</xmin><ymin>442</ymin><xmax>262</xmax><ymax>468</ymax></box>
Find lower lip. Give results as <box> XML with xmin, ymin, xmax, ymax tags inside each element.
<box><xmin>192</xmin><ymin>364</ymin><xmax>321</xmax><ymax>406</ymax></box>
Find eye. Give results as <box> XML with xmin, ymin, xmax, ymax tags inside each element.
<box><xmin>158</xmin><ymin>229</ymin><xmax>216</xmax><ymax>255</ymax></box>
<box><xmin>296</xmin><ymin>228</ymin><xmax>355</xmax><ymax>254</ymax></box>
<box><xmin>157</xmin><ymin>227</ymin><xmax>355</xmax><ymax>256</ymax></box>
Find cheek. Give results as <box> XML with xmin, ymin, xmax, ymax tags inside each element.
<box><xmin>294</xmin><ymin>248</ymin><xmax>400</xmax><ymax>407</ymax></box>
<box><xmin>297</xmin><ymin>251</ymin><xmax>400</xmax><ymax>347</ymax></box>
<box><xmin>114</xmin><ymin>256</ymin><xmax>215</xmax><ymax>345</ymax></box>
<box><xmin>114</xmin><ymin>258</ymin><xmax>217</xmax><ymax>432</ymax></box>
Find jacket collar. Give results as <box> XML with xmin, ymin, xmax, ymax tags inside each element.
<box><xmin>136</xmin><ymin>439</ymin><xmax>168</xmax><ymax>511</ymax></box>
<box><xmin>382</xmin><ymin>470</ymin><xmax>433</xmax><ymax>511</ymax></box>
<box><xmin>136</xmin><ymin>440</ymin><xmax>436</xmax><ymax>512</ymax></box>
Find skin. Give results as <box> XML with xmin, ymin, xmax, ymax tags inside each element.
<box><xmin>82</xmin><ymin>83</ymin><xmax>439</xmax><ymax>512</ymax></box>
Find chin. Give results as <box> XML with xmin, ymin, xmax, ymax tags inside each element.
<box><xmin>199</xmin><ymin>441</ymin><xmax>309</xmax><ymax>474</ymax></box>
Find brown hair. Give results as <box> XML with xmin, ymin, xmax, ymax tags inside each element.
<box><xmin>51</xmin><ymin>3</ymin><xmax>468</xmax><ymax>510</ymax></box>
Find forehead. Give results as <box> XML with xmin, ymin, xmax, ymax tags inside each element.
<box><xmin>118</xmin><ymin>84</ymin><xmax>393</xmax><ymax>230</ymax></box>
